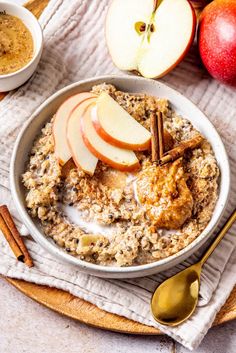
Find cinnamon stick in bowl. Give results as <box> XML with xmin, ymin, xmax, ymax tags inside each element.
<box><xmin>151</xmin><ymin>111</ymin><xmax>165</xmax><ymax>162</ymax></box>
<box><xmin>159</xmin><ymin>134</ymin><xmax>204</xmax><ymax>165</ymax></box>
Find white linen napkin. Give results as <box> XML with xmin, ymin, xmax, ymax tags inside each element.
<box><xmin>0</xmin><ymin>0</ymin><xmax>235</xmax><ymax>349</ymax></box>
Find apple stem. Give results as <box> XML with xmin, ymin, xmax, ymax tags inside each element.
<box><xmin>153</xmin><ymin>0</ymin><xmax>158</xmax><ymax>12</ymax></box>
<box><xmin>153</xmin><ymin>0</ymin><xmax>164</xmax><ymax>12</ymax></box>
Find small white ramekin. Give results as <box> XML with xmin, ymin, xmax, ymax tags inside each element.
<box><xmin>0</xmin><ymin>1</ymin><xmax>43</xmax><ymax>92</ymax></box>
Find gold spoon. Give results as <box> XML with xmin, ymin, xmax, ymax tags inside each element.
<box><xmin>151</xmin><ymin>209</ymin><xmax>236</xmax><ymax>327</ymax></box>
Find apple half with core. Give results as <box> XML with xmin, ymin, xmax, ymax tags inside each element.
<box><xmin>105</xmin><ymin>0</ymin><xmax>196</xmax><ymax>78</ymax></box>
<box><xmin>93</xmin><ymin>92</ymin><xmax>151</xmax><ymax>150</ymax></box>
<box><xmin>81</xmin><ymin>104</ymin><xmax>140</xmax><ymax>172</ymax></box>
<box><xmin>53</xmin><ymin>92</ymin><xmax>96</xmax><ymax>165</ymax></box>
<box><xmin>67</xmin><ymin>98</ymin><xmax>98</xmax><ymax>175</ymax></box>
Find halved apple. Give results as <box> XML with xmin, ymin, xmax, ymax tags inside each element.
<box><xmin>93</xmin><ymin>92</ymin><xmax>151</xmax><ymax>150</ymax></box>
<box><xmin>105</xmin><ymin>0</ymin><xmax>196</xmax><ymax>78</ymax></box>
<box><xmin>81</xmin><ymin>104</ymin><xmax>140</xmax><ymax>172</ymax></box>
<box><xmin>67</xmin><ymin>98</ymin><xmax>98</xmax><ymax>175</ymax></box>
<box><xmin>53</xmin><ymin>92</ymin><xmax>96</xmax><ymax>165</ymax></box>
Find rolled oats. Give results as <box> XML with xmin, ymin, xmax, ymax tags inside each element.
<box><xmin>22</xmin><ymin>84</ymin><xmax>219</xmax><ymax>267</ymax></box>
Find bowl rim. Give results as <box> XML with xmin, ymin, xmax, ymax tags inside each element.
<box><xmin>0</xmin><ymin>1</ymin><xmax>43</xmax><ymax>79</ymax></box>
<box><xmin>10</xmin><ymin>75</ymin><xmax>231</xmax><ymax>275</ymax></box>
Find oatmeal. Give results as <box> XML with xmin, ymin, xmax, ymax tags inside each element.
<box><xmin>22</xmin><ymin>84</ymin><xmax>219</xmax><ymax>267</ymax></box>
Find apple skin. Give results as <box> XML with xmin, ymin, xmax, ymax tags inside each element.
<box><xmin>198</xmin><ymin>0</ymin><xmax>236</xmax><ymax>86</ymax></box>
<box><xmin>81</xmin><ymin>104</ymin><xmax>140</xmax><ymax>172</ymax></box>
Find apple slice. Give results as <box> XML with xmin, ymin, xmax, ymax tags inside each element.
<box><xmin>93</xmin><ymin>92</ymin><xmax>151</xmax><ymax>150</ymax></box>
<box><xmin>53</xmin><ymin>92</ymin><xmax>96</xmax><ymax>165</ymax></box>
<box><xmin>106</xmin><ymin>0</ymin><xmax>196</xmax><ymax>78</ymax></box>
<box><xmin>67</xmin><ymin>98</ymin><xmax>98</xmax><ymax>175</ymax></box>
<box><xmin>81</xmin><ymin>104</ymin><xmax>140</xmax><ymax>172</ymax></box>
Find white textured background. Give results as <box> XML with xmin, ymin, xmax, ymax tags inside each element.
<box><xmin>0</xmin><ymin>1</ymin><xmax>235</xmax><ymax>352</ymax></box>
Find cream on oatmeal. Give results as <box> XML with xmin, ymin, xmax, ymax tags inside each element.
<box><xmin>22</xmin><ymin>84</ymin><xmax>219</xmax><ymax>267</ymax></box>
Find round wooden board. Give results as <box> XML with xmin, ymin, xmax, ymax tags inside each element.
<box><xmin>5</xmin><ymin>278</ymin><xmax>236</xmax><ymax>334</ymax></box>
<box><xmin>1</xmin><ymin>0</ymin><xmax>236</xmax><ymax>337</ymax></box>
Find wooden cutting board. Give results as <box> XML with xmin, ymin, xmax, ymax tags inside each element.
<box><xmin>5</xmin><ymin>278</ymin><xmax>236</xmax><ymax>334</ymax></box>
<box><xmin>1</xmin><ymin>0</ymin><xmax>236</xmax><ymax>335</ymax></box>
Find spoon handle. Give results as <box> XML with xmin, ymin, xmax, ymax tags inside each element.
<box><xmin>199</xmin><ymin>209</ymin><xmax>236</xmax><ymax>266</ymax></box>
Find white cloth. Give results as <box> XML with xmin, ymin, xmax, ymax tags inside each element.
<box><xmin>0</xmin><ymin>0</ymin><xmax>235</xmax><ymax>349</ymax></box>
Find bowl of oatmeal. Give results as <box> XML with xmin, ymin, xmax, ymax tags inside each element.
<box><xmin>10</xmin><ymin>76</ymin><xmax>230</xmax><ymax>278</ymax></box>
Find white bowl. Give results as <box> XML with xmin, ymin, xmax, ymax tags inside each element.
<box><xmin>0</xmin><ymin>1</ymin><xmax>43</xmax><ymax>92</ymax></box>
<box><xmin>10</xmin><ymin>76</ymin><xmax>230</xmax><ymax>278</ymax></box>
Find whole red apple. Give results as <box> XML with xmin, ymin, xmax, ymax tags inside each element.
<box><xmin>198</xmin><ymin>0</ymin><xmax>236</xmax><ymax>86</ymax></box>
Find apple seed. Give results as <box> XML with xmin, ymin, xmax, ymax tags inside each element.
<box><xmin>134</xmin><ymin>21</ymin><xmax>146</xmax><ymax>35</ymax></box>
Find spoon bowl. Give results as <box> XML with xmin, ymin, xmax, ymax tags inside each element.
<box><xmin>151</xmin><ymin>263</ymin><xmax>201</xmax><ymax>326</ymax></box>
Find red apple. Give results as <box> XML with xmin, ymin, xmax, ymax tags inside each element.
<box><xmin>198</xmin><ymin>0</ymin><xmax>236</xmax><ymax>86</ymax></box>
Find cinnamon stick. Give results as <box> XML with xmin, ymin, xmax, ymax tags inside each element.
<box><xmin>151</xmin><ymin>110</ymin><xmax>166</xmax><ymax>162</ymax></box>
<box><xmin>157</xmin><ymin>112</ymin><xmax>164</xmax><ymax>158</ymax></box>
<box><xmin>159</xmin><ymin>135</ymin><xmax>204</xmax><ymax>165</ymax></box>
<box><xmin>150</xmin><ymin>111</ymin><xmax>159</xmax><ymax>163</ymax></box>
<box><xmin>0</xmin><ymin>214</ymin><xmax>24</xmax><ymax>261</ymax></box>
<box><xmin>0</xmin><ymin>205</ymin><xmax>33</xmax><ymax>267</ymax></box>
